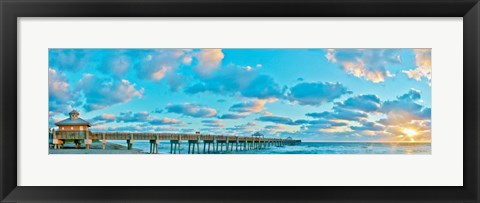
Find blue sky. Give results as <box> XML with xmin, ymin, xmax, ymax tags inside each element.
<box><xmin>49</xmin><ymin>48</ymin><xmax>431</xmax><ymax>142</ymax></box>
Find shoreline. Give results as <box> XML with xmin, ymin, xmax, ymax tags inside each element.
<box><xmin>49</xmin><ymin>141</ymin><xmax>144</xmax><ymax>154</ymax></box>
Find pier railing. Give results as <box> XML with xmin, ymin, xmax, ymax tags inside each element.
<box><xmin>53</xmin><ymin>131</ymin><xmax>299</xmax><ymax>142</ymax></box>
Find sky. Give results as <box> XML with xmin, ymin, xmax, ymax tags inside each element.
<box><xmin>49</xmin><ymin>48</ymin><xmax>431</xmax><ymax>142</ymax></box>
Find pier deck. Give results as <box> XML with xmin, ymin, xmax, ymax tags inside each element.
<box><xmin>52</xmin><ymin>131</ymin><xmax>301</xmax><ymax>154</ymax></box>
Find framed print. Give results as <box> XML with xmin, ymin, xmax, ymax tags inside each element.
<box><xmin>47</xmin><ymin>48</ymin><xmax>431</xmax><ymax>155</ymax></box>
<box><xmin>1</xmin><ymin>0</ymin><xmax>479</xmax><ymax>202</ymax></box>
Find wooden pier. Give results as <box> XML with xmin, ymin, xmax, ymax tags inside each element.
<box><xmin>52</xmin><ymin>130</ymin><xmax>301</xmax><ymax>154</ymax></box>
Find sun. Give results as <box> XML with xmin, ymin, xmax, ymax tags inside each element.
<box><xmin>402</xmin><ymin>128</ymin><xmax>417</xmax><ymax>137</ymax></box>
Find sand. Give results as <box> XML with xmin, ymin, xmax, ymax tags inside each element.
<box><xmin>49</xmin><ymin>142</ymin><xmax>144</xmax><ymax>154</ymax></box>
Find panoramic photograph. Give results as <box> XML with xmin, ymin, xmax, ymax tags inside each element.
<box><xmin>48</xmin><ymin>48</ymin><xmax>431</xmax><ymax>154</ymax></box>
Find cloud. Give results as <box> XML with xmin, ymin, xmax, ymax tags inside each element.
<box><xmin>226</xmin><ymin>122</ymin><xmax>257</xmax><ymax>135</ymax></box>
<box><xmin>152</xmin><ymin>108</ymin><xmax>163</xmax><ymax>114</ymax></box>
<box><xmin>49</xmin><ymin>49</ymin><xmax>135</xmax><ymax>78</ymax></box>
<box><xmin>397</xmin><ymin>88</ymin><xmax>421</xmax><ymax>101</ymax></box>
<box><xmin>325</xmin><ymin>49</ymin><xmax>401</xmax><ymax>83</ymax></box>
<box><xmin>151</xmin><ymin>66</ymin><xmax>169</xmax><ymax>81</ymax></box>
<box><xmin>49</xmin><ymin>68</ymin><xmax>72</xmax><ymax>102</ymax></box>
<box><xmin>104</xmin><ymin>54</ymin><xmax>130</xmax><ymax>77</ymax></box>
<box><xmin>49</xmin><ymin>49</ymin><xmax>89</xmax><ymax>72</ymax></box>
<box><xmin>134</xmin><ymin>49</ymin><xmax>224</xmax><ymax>92</ymax></box>
<box><xmin>100</xmin><ymin>114</ymin><xmax>116</xmax><ymax>120</ymax></box>
<box><xmin>298</xmin><ymin>119</ymin><xmax>351</xmax><ymax>134</ymax></box>
<box><xmin>306</xmin><ymin>94</ymin><xmax>381</xmax><ymax>123</ymax></box>
<box><xmin>218</xmin><ymin>113</ymin><xmax>248</xmax><ymax>119</ymax></box>
<box><xmin>49</xmin><ymin>49</ymin><xmax>220</xmax><ymax>93</ymax></box>
<box><xmin>90</xmin><ymin>125</ymin><xmax>108</xmax><ymax>131</ymax></box>
<box><xmin>332</xmin><ymin>108</ymin><xmax>369</xmax><ymax>121</ymax></box>
<box><xmin>149</xmin><ymin>117</ymin><xmax>184</xmax><ymax>125</ymax></box>
<box><xmin>402</xmin><ymin>49</ymin><xmax>432</xmax><ymax>84</ymax></box>
<box><xmin>229</xmin><ymin>99</ymin><xmax>271</xmax><ymax>113</ymax></box>
<box><xmin>201</xmin><ymin>120</ymin><xmax>225</xmax><ymax>128</ymax></box>
<box><xmin>306</xmin><ymin>110</ymin><xmax>367</xmax><ymax>122</ymax></box>
<box><xmin>76</xmin><ymin>74</ymin><xmax>144</xmax><ymax>111</ymax></box>
<box><xmin>308</xmin><ymin>119</ymin><xmax>348</xmax><ymax>127</ymax></box>
<box><xmin>380</xmin><ymin>119</ymin><xmax>431</xmax><ymax>142</ymax></box>
<box><xmin>166</xmin><ymin>73</ymin><xmax>186</xmax><ymax>92</ymax></box>
<box><xmin>264</xmin><ymin>124</ymin><xmax>288</xmax><ymax>134</ymax></box>
<box><xmin>350</xmin><ymin>121</ymin><xmax>385</xmax><ymax>131</ymax></box>
<box><xmin>135</xmin><ymin>50</ymin><xmax>189</xmax><ymax>82</ymax></box>
<box><xmin>305</xmin><ymin>112</ymin><xmax>334</xmax><ymax>119</ymax></box>
<box><xmin>96</xmin><ymin>50</ymin><xmax>133</xmax><ymax>78</ymax></box>
<box><xmin>257</xmin><ymin>116</ymin><xmax>295</xmax><ymax>125</ymax></box>
<box><xmin>240</xmin><ymin>75</ymin><xmax>285</xmax><ymax>99</ymax></box>
<box><xmin>335</xmin><ymin>94</ymin><xmax>381</xmax><ymax>112</ymax></box>
<box><xmin>262</xmin><ymin>111</ymin><xmax>273</xmax><ymax>116</ymax></box>
<box><xmin>257</xmin><ymin>114</ymin><xmax>349</xmax><ymax>127</ymax></box>
<box><xmin>256</xmin><ymin>115</ymin><xmax>304</xmax><ymax>125</ymax></box>
<box><xmin>193</xmin><ymin>49</ymin><xmax>224</xmax><ymax>75</ymax></box>
<box><xmin>370</xmin><ymin>89</ymin><xmax>431</xmax><ymax>141</ymax></box>
<box><xmin>49</xmin><ymin>117</ymin><xmax>65</xmax><ymax>128</ymax></box>
<box><xmin>185</xmin><ymin>65</ymin><xmax>256</xmax><ymax>95</ymax></box>
<box><xmin>106</xmin><ymin>124</ymin><xmax>180</xmax><ymax>132</ymax></box>
<box><xmin>90</xmin><ymin>113</ymin><xmax>116</xmax><ymax>125</ymax></box>
<box><xmin>302</xmin><ymin>94</ymin><xmax>388</xmax><ymax>137</ymax></box>
<box><xmin>48</xmin><ymin>68</ymin><xmax>80</xmax><ymax>115</ymax></box>
<box><xmin>165</xmin><ymin>103</ymin><xmax>217</xmax><ymax>118</ymax></box>
<box><xmin>344</xmin><ymin>89</ymin><xmax>431</xmax><ymax>141</ymax></box>
<box><xmin>116</xmin><ymin>111</ymin><xmax>151</xmax><ymax>123</ymax></box>
<box><xmin>182</xmin><ymin>55</ymin><xmax>193</xmax><ymax>65</ymax></box>
<box><xmin>288</xmin><ymin>82</ymin><xmax>351</xmax><ymax>106</ymax></box>
<box><xmin>93</xmin><ymin>111</ymin><xmax>186</xmax><ymax>132</ymax></box>
<box><xmin>107</xmin><ymin>125</ymin><xmax>145</xmax><ymax>132</ymax></box>
<box><xmin>93</xmin><ymin>110</ymin><xmax>185</xmax><ymax>127</ymax></box>
<box><xmin>380</xmin><ymin>89</ymin><xmax>430</xmax><ymax>122</ymax></box>
<box><xmin>308</xmin><ymin>89</ymin><xmax>431</xmax><ymax>141</ymax></box>
<box><xmin>185</xmin><ymin>65</ymin><xmax>284</xmax><ymax>99</ymax></box>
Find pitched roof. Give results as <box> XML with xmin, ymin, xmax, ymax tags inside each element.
<box><xmin>55</xmin><ymin>117</ymin><xmax>91</xmax><ymax>126</ymax></box>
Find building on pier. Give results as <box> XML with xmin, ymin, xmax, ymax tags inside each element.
<box><xmin>55</xmin><ymin>110</ymin><xmax>91</xmax><ymax>131</ymax></box>
<box><xmin>252</xmin><ymin>132</ymin><xmax>264</xmax><ymax>138</ymax></box>
<box><xmin>53</xmin><ymin>110</ymin><xmax>91</xmax><ymax>149</ymax></box>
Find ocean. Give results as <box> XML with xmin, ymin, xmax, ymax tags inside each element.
<box><xmin>107</xmin><ymin>140</ymin><xmax>431</xmax><ymax>154</ymax></box>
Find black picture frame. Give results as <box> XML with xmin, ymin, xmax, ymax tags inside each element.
<box><xmin>1</xmin><ymin>0</ymin><xmax>479</xmax><ymax>202</ymax></box>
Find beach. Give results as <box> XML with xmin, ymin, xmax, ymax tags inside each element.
<box><xmin>49</xmin><ymin>142</ymin><xmax>144</xmax><ymax>154</ymax></box>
